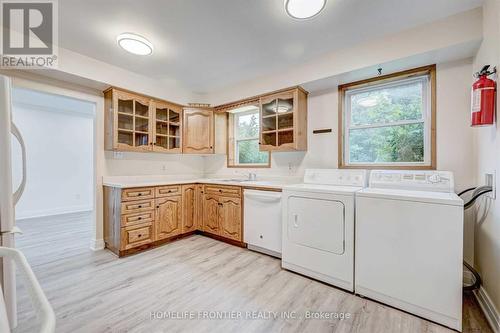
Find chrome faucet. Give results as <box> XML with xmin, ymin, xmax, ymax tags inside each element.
<box><xmin>248</xmin><ymin>172</ymin><xmax>257</xmax><ymax>181</ymax></box>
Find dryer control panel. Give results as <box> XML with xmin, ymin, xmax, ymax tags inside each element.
<box><xmin>303</xmin><ymin>169</ymin><xmax>368</xmax><ymax>187</ymax></box>
<box><xmin>368</xmin><ymin>170</ymin><xmax>455</xmax><ymax>192</ymax></box>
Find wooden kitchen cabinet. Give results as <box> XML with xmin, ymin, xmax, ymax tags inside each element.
<box><xmin>259</xmin><ymin>87</ymin><xmax>308</xmax><ymax>152</ymax></box>
<box><xmin>196</xmin><ymin>184</ymin><xmax>204</xmax><ymax>226</ymax></box>
<box><xmin>104</xmin><ymin>88</ymin><xmax>152</xmax><ymax>152</ymax></box>
<box><xmin>182</xmin><ymin>108</ymin><xmax>214</xmax><ymax>154</ymax></box>
<box><xmin>218</xmin><ymin>196</ymin><xmax>242</xmax><ymax>241</ymax></box>
<box><xmin>202</xmin><ymin>194</ymin><xmax>220</xmax><ymax>235</ymax></box>
<box><xmin>121</xmin><ymin>222</ymin><xmax>154</xmax><ymax>250</ymax></box>
<box><xmin>155</xmin><ymin>196</ymin><xmax>182</xmax><ymax>241</ymax></box>
<box><xmin>104</xmin><ymin>183</ymin><xmax>244</xmax><ymax>257</ymax></box>
<box><xmin>104</xmin><ymin>88</ymin><xmax>184</xmax><ymax>154</ymax></box>
<box><xmin>152</xmin><ymin>100</ymin><xmax>182</xmax><ymax>153</ymax></box>
<box><xmin>181</xmin><ymin>184</ymin><xmax>197</xmax><ymax>233</ymax></box>
<box><xmin>201</xmin><ymin>185</ymin><xmax>243</xmax><ymax>242</ymax></box>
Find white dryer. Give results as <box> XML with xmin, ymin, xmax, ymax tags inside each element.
<box><xmin>282</xmin><ymin>169</ymin><xmax>367</xmax><ymax>291</ymax></box>
<box><xmin>355</xmin><ymin>170</ymin><xmax>464</xmax><ymax>331</ymax></box>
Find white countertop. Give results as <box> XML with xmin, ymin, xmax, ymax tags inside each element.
<box><xmin>102</xmin><ymin>174</ymin><xmax>301</xmax><ymax>190</ymax></box>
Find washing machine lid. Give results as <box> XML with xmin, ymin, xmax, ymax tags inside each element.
<box><xmin>357</xmin><ymin>188</ymin><xmax>463</xmax><ymax>206</ymax></box>
<box><xmin>283</xmin><ymin>183</ymin><xmax>363</xmax><ymax>195</ymax></box>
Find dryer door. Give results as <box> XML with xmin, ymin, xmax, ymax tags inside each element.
<box><xmin>287</xmin><ymin>196</ymin><xmax>345</xmax><ymax>254</ymax></box>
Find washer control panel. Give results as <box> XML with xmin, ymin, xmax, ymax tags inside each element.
<box><xmin>369</xmin><ymin>170</ymin><xmax>455</xmax><ymax>192</ymax></box>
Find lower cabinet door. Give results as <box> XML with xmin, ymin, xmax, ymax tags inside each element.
<box><xmin>121</xmin><ymin>222</ymin><xmax>154</xmax><ymax>250</ymax></box>
<box><xmin>195</xmin><ymin>185</ymin><xmax>204</xmax><ymax>229</ymax></box>
<box><xmin>182</xmin><ymin>185</ymin><xmax>197</xmax><ymax>233</ymax></box>
<box><xmin>219</xmin><ymin>196</ymin><xmax>242</xmax><ymax>241</ymax></box>
<box><xmin>203</xmin><ymin>195</ymin><xmax>220</xmax><ymax>235</ymax></box>
<box><xmin>155</xmin><ymin>196</ymin><xmax>182</xmax><ymax>241</ymax></box>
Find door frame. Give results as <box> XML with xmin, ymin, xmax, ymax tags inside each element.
<box><xmin>10</xmin><ymin>74</ymin><xmax>105</xmax><ymax>250</ymax></box>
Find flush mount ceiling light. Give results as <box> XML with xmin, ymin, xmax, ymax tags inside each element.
<box><xmin>285</xmin><ymin>0</ymin><xmax>326</xmax><ymax>19</ymax></box>
<box><xmin>117</xmin><ymin>33</ymin><xmax>153</xmax><ymax>55</ymax></box>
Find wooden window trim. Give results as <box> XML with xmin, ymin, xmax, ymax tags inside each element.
<box><xmin>226</xmin><ymin>106</ymin><xmax>271</xmax><ymax>168</ymax></box>
<box><xmin>338</xmin><ymin>64</ymin><xmax>436</xmax><ymax>170</ymax></box>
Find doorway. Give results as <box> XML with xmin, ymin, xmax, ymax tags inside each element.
<box><xmin>11</xmin><ymin>87</ymin><xmax>96</xmax><ymax>262</ymax></box>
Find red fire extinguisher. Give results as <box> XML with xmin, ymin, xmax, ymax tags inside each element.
<box><xmin>471</xmin><ymin>65</ymin><xmax>496</xmax><ymax>127</ymax></box>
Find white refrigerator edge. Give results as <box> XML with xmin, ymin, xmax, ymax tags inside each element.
<box><xmin>0</xmin><ymin>74</ymin><xmax>27</xmax><ymax>328</ymax></box>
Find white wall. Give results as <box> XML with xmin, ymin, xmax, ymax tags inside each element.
<box><xmin>471</xmin><ymin>0</ymin><xmax>500</xmax><ymax>317</ymax></box>
<box><xmin>205</xmin><ymin>59</ymin><xmax>476</xmax><ymax>190</ymax></box>
<box><xmin>104</xmin><ymin>151</ymin><xmax>204</xmax><ymax>177</ymax></box>
<box><xmin>11</xmin><ymin>89</ymin><xmax>94</xmax><ymax>219</ymax></box>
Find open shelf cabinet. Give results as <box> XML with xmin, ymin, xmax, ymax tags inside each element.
<box><xmin>259</xmin><ymin>87</ymin><xmax>308</xmax><ymax>152</ymax></box>
<box><xmin>105</xmin><ymin>88</ymin><xmax>184</xmax><ymax>153</ymax></box>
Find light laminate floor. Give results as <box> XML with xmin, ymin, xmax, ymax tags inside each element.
<box><xmin>12</xmin><ymin>212</ymin><xmax>492</xmax><ymax>333</ymax></box>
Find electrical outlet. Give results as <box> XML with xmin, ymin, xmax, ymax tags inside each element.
<box><xmin>113</xmin><ymin>151</ymin><xmax>124</xmax><ymax>159</ymax></box>
<box><xmin>485</xmin><ymin>171</ymin><xmax>496</xmax><ymax>199</ymax></box>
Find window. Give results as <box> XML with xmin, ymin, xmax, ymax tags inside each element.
<box><xmin>227</xmin><ymin>105</ymin><xmax>270</xmax><ymax>167</ymax></box>
<box><xmin>339</xmin><ymin>65</ymin><xmax>436</xmax><ymax>169</ymax></box>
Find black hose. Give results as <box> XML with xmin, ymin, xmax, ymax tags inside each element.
<box><xmin>458</xmin><ymin>187</ymin><xmax>476</xmax><ymax>196</ymax></box>
<box><xmin>459</xmin><ymin>186</ymin><xmax>491</xmax><ymax>290</ymax></box>
<box><xmin>464</xmin><ymin>189</ymin><xmax>492</xmax><ymax>209</ymax></box>
<box><xmin>463</xmin><ymin>260</ymin><xmax>482</xmax><ymax>291</ymax></box>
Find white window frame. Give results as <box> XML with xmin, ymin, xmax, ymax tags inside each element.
<box><xmin>233</xmin><ymin>109</ymin><xmax>269</xmax><ymax>166</ymax></box>
<box><xmin>343</xmin><ymin>73</ymin><xmax>432</xmax><ymax>168</ymax></box>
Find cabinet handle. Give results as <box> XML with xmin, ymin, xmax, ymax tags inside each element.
<box><xmin>138</xmin><ymin>217</ymin><xmax>142</xmax><ymax>220</ymax></box>
<box><xmin>156</xmin><ymin>205</ymin><xmax>160</xmax><ymax>209</ymax></box>
<box><xmin>138</xmin><ymin>234</ymin><xmax>142</xmax><ymax>238</ymax></box>
<box><xmin>138</xmin><ymin>193</ymin><xmax>142</xmax><ymax>196</ymax></box>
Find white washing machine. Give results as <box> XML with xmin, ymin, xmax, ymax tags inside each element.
<box><xmin>355</xmin><ymin>170</ymin><xmax>464</xmax><ymax>331</ymax></box>
<box><xmin>282</xmin><ymin>169</ymin><xmax>367</xmax><ymax>291</ymax></box>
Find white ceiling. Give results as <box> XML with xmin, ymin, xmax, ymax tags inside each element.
<box><xmin>59</xmin><ymin>0</ymin><xmax>483</xmax><ymax>94</ymax></box>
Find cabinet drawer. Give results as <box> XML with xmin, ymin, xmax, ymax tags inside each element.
<box><xmin>121</xmin><ymin>187</ymin><xmax>155</xmax><ymax>202</ymax></box>
<box><xmin>156</xmin><ymin>185</ymin><xmax>182</xmax><ymax>198</ymax></box>
<box><xmin>121</xmin><ymin>222</ymin><xmax>153</xmax><ymax>250</ymax></box>
<box><xmin>121</xmin><ymin>199</ymin><xmax>155</xmax><ymax>214</ymax></box>
<box><xmin>121</xmin><ymin>211</ymin><xmax>155</xmax><ymax>227</ymax></box>
<box><xmin>204</xmin><ymin>185</ymin><xmax>241</xmax><ymax>197</ymax></box>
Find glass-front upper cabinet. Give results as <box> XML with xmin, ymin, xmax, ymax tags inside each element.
<box><xmin>152</xmin><ymin>101</ymin><xmax>182</xmax><ymax>153</ymax></box>
<box><xmin>259</xmin><ymin>87</ymin><xmax>308</xmax><ymax>152</ymax></box>
<box><xmin>107</xmin><ymin>89</ymin><xmax>152</xmax><ymax>151</ymax></box>
<box><xmin>104</xmin><ymin>88</ymin><xmax>154</xmax><ymax>152</ymax></box>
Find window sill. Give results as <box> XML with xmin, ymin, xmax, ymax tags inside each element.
<box><xmin>339</xmin><ymin>164</ymin><xmax>436</xmax><ymax>170</ymax></box>
<box><xmin>227</xmin><ymin>164</ymin><xmax>271</xmax><ymax>169</ymax></box>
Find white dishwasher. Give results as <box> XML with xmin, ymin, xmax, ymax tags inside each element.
<box><xmin>244</xmin><ymin>189</ymin><xmax>282</xmax><ymax>258</ymax></box>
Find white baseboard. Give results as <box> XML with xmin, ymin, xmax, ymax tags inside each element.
<box><xmin>16</xmin><ymin>205</ymin><xmax>93</xmax><ymax>220</ymax></box>
<box><xmin>90</xmin><ymin>238</ymin><xmax>105</xmax><ymax>251</ymax></box>
<box><xmin>474</xmin><ymin>286</ymin><xmax>500</xmax><ymax>333</ymax></box>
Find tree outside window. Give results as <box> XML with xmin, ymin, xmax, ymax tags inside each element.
<box><xmin>233</xmin><ymin>108</ymin><xmax>269</xmax><ymax>166</ymax></box>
